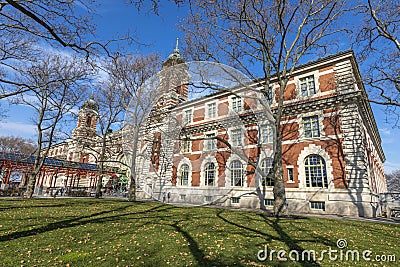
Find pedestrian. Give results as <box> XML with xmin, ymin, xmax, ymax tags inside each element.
<box><xmin>162</xmin><ymin>192</ymin><xmax>166</xmax><ymax>203</ymax></box>
<box><xmin>53</xmin><ymin>189</ymin><xmax>59</xmax><ymax>198</ymax></box>
<box><xmin>167</xmin><ymin>192</ymin><xmax>171</xmax><ymax>202</ymax></box>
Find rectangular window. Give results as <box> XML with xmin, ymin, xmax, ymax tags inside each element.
<box><xmin>303</xmin><ymin>115</ymin><xmax>320</xmax><ymax>138</ymax></box>
<box><xmin>204</xmin><ymin>162</ymin><xmax>216</xmax><ymax>186</ymax></box>
<box><xmin>232</xmin><ymin>96</ymin><xmax>242</xmax><ymax>112</ymax></box>
<box><xmin>231</xmin><ymin>197</ymin><xmax>240</xmax><ymax>204</ymax></box>
<box><xmin>231</xmin><ymin>129</ymin><xmax>242</xmax><ymax>146</ymax></box>
<box><xmin>287</xmin><ymin>168</ymin><xmax>294</xmax><ymax>182</ymax></box>
<box><xmin>300</xmin><ymin>75</ymin><xmax>316</xmax><ymax>97</ymax></box>
<box><xmin>264</xmin><ymin>199</ymin><xmax>274</xmax><ymax>206</ymax></box>
<box><xmin>180</xmin><ymin>194</ymin><xmax>186</xmax><ymax>201</ymax></box>
<box><xmin>205</xmin><ymin>196</ymin><xmax>212</xmax><ymax>202</ymax></box>
<box><xmin>310</xmin><ymin>201</ymin><xmax>325</xmax><ymax>211</ymax></box>
<box><xmin>268</xmin><ymin>86</ymin><xmax>274</xmax><ymax>104</ymax></box>
<box><xmin>183</xmin><ymin>110</ymin><xmax>192</xmax><ymax>125</ymax></box>
<box><xmin>207</xmin><ymin>103</ymin><xmax>216</xmax><ymax>119</ymax></box>
<box><xmin>261</xmin><ymin>158</ymin><xmax>274</xmax><ymax>187</ymax></box>
<box><xmin>181</xmin><ymin>140</ymin><xmax>191</xmax><ymax>153</ymax></box>
<box><xmin>260</xmin><ymin>125</ymin><xmax>273</xmax><ymax>144</ymax></box>
<box><xmin>206</xmin><ymin>133</ymin><xmax>216</xmax><ymax>151</ymax></box>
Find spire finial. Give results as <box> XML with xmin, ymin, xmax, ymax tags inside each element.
<box><xmin>174</xmin><ymin>38</ymin><xmax>179</xmax><ymax>52</ymax></box>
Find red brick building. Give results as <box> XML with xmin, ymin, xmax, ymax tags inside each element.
<box><xmin>136</xmin><ymin>49</ymin><xmax>386</xmax><ymax>217</ymax></box>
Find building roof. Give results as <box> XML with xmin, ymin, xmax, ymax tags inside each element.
<box><xmin>80</xmin><ymin>95</ymin><xmax>99</xmax><ymax>111</ymax></box>
<box><xmin>0</xmin><ymin>152</ymin><xmax>98</xmax><ymax>171</ymax></box>
<box><xmin>175</xmin><ymin>50</ymin><xmax>356</xmax><ymax>109</ymax></box>
<box><xmin>167</xmin><ymin>38</ymin><xmax>182</xmax><ymax>61</ymax></box>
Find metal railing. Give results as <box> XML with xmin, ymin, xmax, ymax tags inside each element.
<box><xmin>380</xmin><ymin>193</ymin><xmax>400</xmax><ymax>219</ymax></box>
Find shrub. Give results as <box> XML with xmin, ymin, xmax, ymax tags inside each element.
<box><xmin>0</xmin><ymin>188</ymin><xmax>25</xmax><ymax>197</ymax></box>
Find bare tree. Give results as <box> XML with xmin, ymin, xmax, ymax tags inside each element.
<box><xmin>0</xmin><ymin>0</ymin><xmax>135</xmax><ymax>103</ymax></box>
<box><xmin>355</xmin><ymin>0</ymin><xmax>399</xmax><ymax>123</ymax></box>
<box><xmin>183</xmin><ymin>0</ymin><xmax>347</xmax><ymax>216</ymax></box>
<box><xmin>93</xmin><ymin>54</ymin><xmax>160</xmax><ymax>199</ymax></box>
<box><xmin>92</xmin><ymin>71</ymin><xmax>129</xmax><ymax>198</ymax></box>
<box><xmin>0</xmin><ymin>136</ymin><xmax>36</xmax><ymax>154</ymax></box>
<box><xmin>129</xmin><ymin>0</ymin><xmax>185</xmax><ymax>14</ymax></box>
<box><xmin>12</xmin><ymin>54</ymin><xmax>91</xmax><ymax>198</ymax></box>
<box><xmin>112</xmin><ymin>54</ymin><xmax>160</xmax><ymax>201</ymax></box>
<box><xmin>386</xmin><ymin>170</ymin><xmax>400</xmax><ymax>192</ymax></box>
<box><xmin>0</xmin><ymin>1</ymin><xmax>92</xmax><ymax>98</ymax></box>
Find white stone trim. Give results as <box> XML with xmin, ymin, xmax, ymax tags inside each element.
<box><xmin>282</xmin><ymin>135</ymin><xmax>343</xmax><ymax>145</ymax></box>
<box><xmin>294</xmin><ymin>70</ymin><xmax>320</xmax><ymax>100</ymax></box>
<box><xmin>286</xmin><ymin>165</ymin><xmax>295</xmax><ymax>183</ymax></box>
<box><xmin>297</xmin><ymin>110</ymin><xmax>325</xmax><ymax>141</ymax></box>
<box><xmin>228</xmin><ymin>126</ymin><xmax>245</xmax><ymax>147</ymax></box>
<box><xmin>228</xmin><ymin>94</ymin><xmax>243</xmax><ymax>114</ymax></box>
<box><xmin>297</xmin><ymin>144</ymin><xmax>334</xmax><ymax>189</ymax></box>
<box><xmin>205</xmin><ymin>101</ymin><xmax>218</xmax><ymax>120</ymax></box>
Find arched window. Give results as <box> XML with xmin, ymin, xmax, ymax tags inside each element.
<box><xmin>204</xmin><ymin>162</ymin><xmax>216</xmax><ymax>186</ymax></box>
<box><xmin>180</xmin><ymin>164</ymin><xmax>189</xmax><ymax>186</ymax></box>
<box><xmin>305</xmin><ymin>155</ymin><xmax>328</xmax><ymax>188</ymax></box>
<box><xmin>230</xmin><ymin>160</ymin><xmax>244</xmax><ymax>186</ymax></box>
<box><xmin>86</xmin><ymin>115</ymin><xmax>92</xmax><ymax>127</ymax></box>
<box><xmin>261</xmin><ymin>158</ymin><xmax>274</xmax><ymax>186</ymax></box>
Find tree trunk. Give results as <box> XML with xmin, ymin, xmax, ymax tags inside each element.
<box><xmin>95</xmin><ymin>172</ymin><xmax>103</xmax><ymax>198</ymax></box>
<box><xmin>272</xmin><ymin>82</ymin><xmax>289</xmax><ymax>217</ymax></box>
<box><xmin>272</xmin><ymin>134</ymin><xmax>288</xmax><ymax>216</ymax></box>
<box><xmin>128</xmin><ymin>131</ymin><xmax>139</xmax><ymax>202</ymax></box>
<box><xmin>95</xmin><ymin>134</ymin><xmax>108</xmax><ymax>198</ymax></box>
<box><xmin>24</xmin><ymin>117</ymin><xmax>44</xmax><ymax>198</ymax></box>
<box><xmin>128</xmin><ymin>174</ymin><xmax>136</xmax><ymax>201</ymax></box>
<box><xmin>24</xmin><ymin>172</ymin><xmax>37</xmax><ymax>198</ymax></box>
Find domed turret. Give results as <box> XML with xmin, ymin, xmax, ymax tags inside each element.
<box><xmin>72</xmin><ymin>95</ymin><xmax>99</xmax><ymax>138</ymax></box>
<box><xmin>81</xmin><ymin>95</ymin><xmax>99</xmax><ymax>111</ymax></box>
<box><xmin>155</xmin><ymin>39</ymin><xmax>189</xmax><ymax>110</ymax></box>
<box><xmin>162</xmin><ymin>38</ymin><xmax>184</xmax><ymax>68</ymax></box>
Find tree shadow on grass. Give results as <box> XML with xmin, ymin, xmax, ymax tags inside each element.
<box><xmin>0</xmin><ymin>202</ymin><xmax>172</xmax><ymax>242</ymax></box>
<box><xmin>266</xmin><ymin>216</ymin><xmax>321</xmax><ymax>266</ymax></box>
<box><xmin>214</xmin><ymin>209</ymin><xmax>338</xmax><ymax>266</ymax></box>
<box><xmin>169</xmin><ymin>219</ymin><xmax>239</xmax><ymax>267</ymax></box>
<box><xmin>0</xmin><ymin>203</ymin><xmax>71</xmax><ymax>211</ymax></box>
<box><xmin>0</xmin><ymin>198</ymin><xmax>125</xmax><ymax>211</ymax></box>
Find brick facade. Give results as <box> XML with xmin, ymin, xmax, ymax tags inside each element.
<box><xmin>135</xmin><ymin>50</ymin><xmax>386</xmax><ymax>217</ymax></box>
<box><xmin>44</xmin><ymin>49</ymin><xmax>386</xmax><ymax>217</ymax></box>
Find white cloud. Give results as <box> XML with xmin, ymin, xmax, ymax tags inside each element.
<box><xmin>0</xmin><ymin>121</ymin><xmax>36</xmax><ymax>138</ymax></box>
<box><xmin>382</xmin><ymin>137</ymin><xmax>394</xmax><ymax>144</ymax></box>
<box><xmin>379</xmin><ymin>128</ymin><xmax>391</xmax><ymax>135</ymax></box>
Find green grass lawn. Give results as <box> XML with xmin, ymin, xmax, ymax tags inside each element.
<box><xmin>0</xmin><ymin>199</ymin><xmax>399</xmax><ymax>267</ymax></box>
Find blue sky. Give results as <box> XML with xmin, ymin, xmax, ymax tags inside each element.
<box><xmin>0</xmin><ymin>1</ymin><xmax>399</xmax><ymax>172</ymax></box>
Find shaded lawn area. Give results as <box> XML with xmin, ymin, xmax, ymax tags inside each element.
<box><xmin>0</xmin><ymin>199</ymin><xmax>399</xmax><ymax>267</ymax></box>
